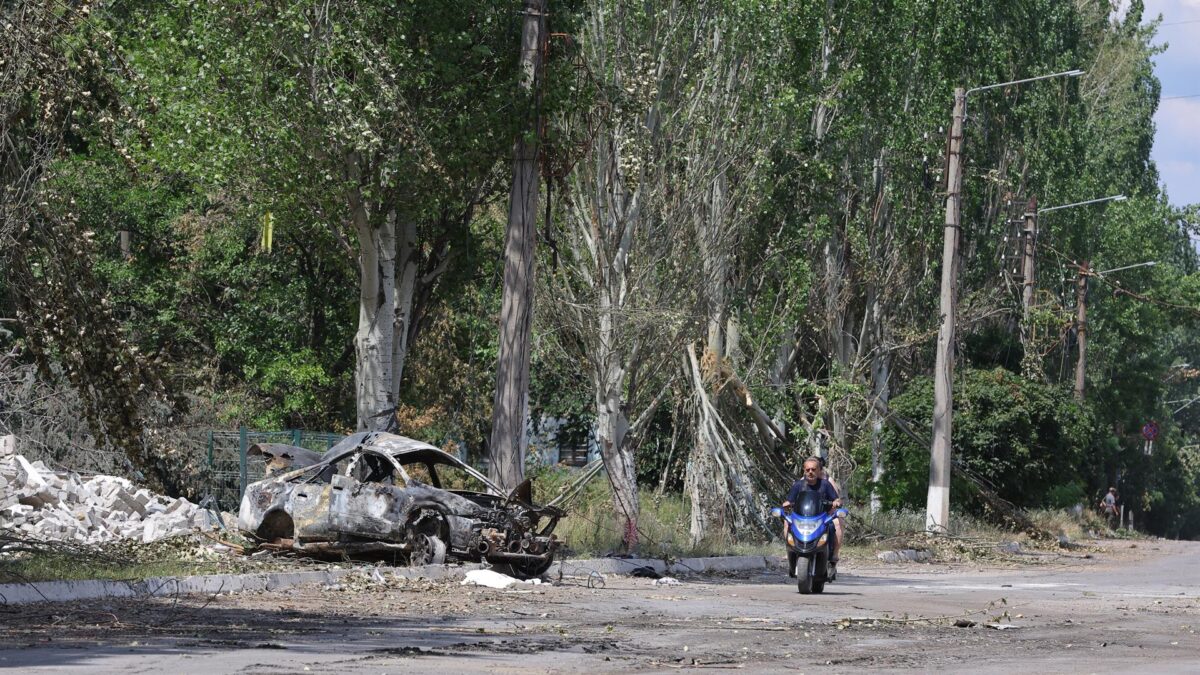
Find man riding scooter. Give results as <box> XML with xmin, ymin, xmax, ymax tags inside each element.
<box><xmin>782</xmin><ymin>457</ymin><xmax>842</xmax><ymax>576</ymax></box>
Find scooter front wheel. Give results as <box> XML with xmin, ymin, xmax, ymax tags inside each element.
<box><xmin>796</xmin><ymin>555</ymin><xmax>815</xmax><ymax>594</ymax></box>
<box><xmin>811</xmin><ymin>552</ymin><xmax>827</xmax><ymax>593</ymax></box>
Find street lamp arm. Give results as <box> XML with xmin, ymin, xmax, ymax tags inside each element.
<box><xmin>1174</xmin><ymin>393</ymin><xmax>1200</xmax><ymax>415</ymax></box>
<box><xmin>1094</xmin><ymin>260</ymin><xmax>1158</xmax><ymax>276</ymax></box>
<box><xmin>1039</xmin><ymin>194</ymin><xmax>1126</xmax><ymax>214</ymax></box>
<box><xmin>966</xmin><ymin>69</ymin><xmax>1085</xmax><ymax>96</ymax></box>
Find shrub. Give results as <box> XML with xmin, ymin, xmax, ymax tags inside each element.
<box><xmin>871</xmin><ymin>368</ymin><xmax>1095</xmax><ymax>513</ymax></box>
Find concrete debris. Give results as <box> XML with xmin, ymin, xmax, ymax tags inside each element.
<box><xmin>0</xmin><ymin>449</ymin><xmax>212</xmax><ymax>545</ymax></box>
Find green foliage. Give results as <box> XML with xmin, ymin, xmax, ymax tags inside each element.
<box><xmin>256</xmin><ymin>349</ymin><xmax>337</xmax><ymax>429</ymax></box>
<box><xmin>874</xmin><ymin>368</ymin><xmax>1095</xmax><ymax>512</ymax></box>
<box><xmin>963</xmin><ymin>325</ymin><xmax>1023</xmax><ymax>373</ymax></box>
<box><xmin>402</xmin><ymin>240</ymin><xmax>504</xmax><ymax>455</ymax></box>
<box><xmin>1043</xmin><ymin>481</ymin><xmax>1087</xmax><ymax>510</ymax></box>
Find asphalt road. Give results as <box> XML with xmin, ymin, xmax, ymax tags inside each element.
<box><xmin>1</xmin><ymin>538</ymin><xmax>1197</xmax><ymax>673</ymax></box>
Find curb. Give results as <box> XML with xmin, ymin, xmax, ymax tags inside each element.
<box><xmin>0</xmin><ymin>555</ymin><xmax>773</xmax><ymax>606</ymax></box>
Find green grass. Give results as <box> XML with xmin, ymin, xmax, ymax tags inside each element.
<box><xmin>536</xmin><ymin>467</ymin><xmax>1128</xmax><ymax>562</ymax></box>
<box><xmin>1</xmin><ymin>554</ymin><xmax>215</xmax><ymax>584</ymax></box>
<box><xmin>848</xmin><ymin>507</ymin><xmax>1027</xmax><ymax>543</ymax></box>
<box><xmin>533</xmin><ymin>466</ymin><xmax>778</xmax><ymax>558</ymax></box>
<box><xmin>0</xmin><ymin>531</ymin><xmax>267</xmax><ymax>584</ymax></box>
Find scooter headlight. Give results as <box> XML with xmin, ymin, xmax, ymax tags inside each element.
<box><xmin>793</xmin><ymin>519</ymin><xmax>819</xmax><ymax>537</ymax></box>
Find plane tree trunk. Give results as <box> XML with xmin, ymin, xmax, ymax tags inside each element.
<box><xmin>489</xmin><ymin>0</ymin><xmax>546</xmax><ymax>490</ymax></box>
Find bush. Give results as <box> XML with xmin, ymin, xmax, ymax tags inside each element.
<box><xmin>870</xmin><ymin>368</ymin><xmax>1095</xmax><ymax>514</ymax></box>
<box><xmin>1044</xmin><ymin>481</ymin><xmax>1087</xmax><ymax>510</ymax></box>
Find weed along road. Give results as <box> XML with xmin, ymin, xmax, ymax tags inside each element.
<box><xmin>1</xmin><ymin>539</ymin><xmax>1197</xmax><ymax>673</ymax></box>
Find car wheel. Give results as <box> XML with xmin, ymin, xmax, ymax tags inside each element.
<box><xmin>408</xmin><ymin>533</ymin><xmax>447</xmax><ymax>566</ymax></box>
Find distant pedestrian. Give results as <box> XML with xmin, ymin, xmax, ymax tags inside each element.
<box><xmin>1099</xmin><ymin>487</ymin><xmax>1118</xmax><ymax>524</ymax></box>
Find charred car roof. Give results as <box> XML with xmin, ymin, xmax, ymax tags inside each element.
<box><xmin>309</xmin><ymin>432</ymin><xmax>501</xmax><ymax>490</ymax></box>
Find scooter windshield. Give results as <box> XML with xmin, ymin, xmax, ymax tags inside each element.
<box><xmin>794</xmin><ymin>490</ymin><xmax>824</xmax><ymax>517</ymax></box>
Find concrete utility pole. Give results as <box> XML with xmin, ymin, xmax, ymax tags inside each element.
<box><xmin>927</xmin><ymin>87</ymin><xmax>966</xmax><ymax>534</ymax></box>
<box><xmin>923</xmin><ymin>69</ymin><xmax>1084</xmax><ymax>534</ymax></box>
<box><xmin>1020</xmin><ymin>197</ymin><xmax>1037</xmax><ymax>347</ymax></box>
<box><xmin>1074</xmin><ymin>261</ymin><xmax>1089</xmax><ymax>401</ymax></box>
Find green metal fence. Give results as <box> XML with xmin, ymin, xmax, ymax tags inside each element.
<box><xmin>205</xmin><ymin>428</ymin><xmax>343</xmax><ymax>511</ymax></box>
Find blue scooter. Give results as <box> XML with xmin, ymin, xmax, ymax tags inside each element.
<box><xmin>771</xmin><ymin>491</ymin><xmax>847</xmax><ymax>594</ymax></box>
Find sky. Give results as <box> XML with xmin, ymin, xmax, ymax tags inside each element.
<box><xmin>1143</xmin><ymin>0</ymin><xmax>1200</xmax><ymax>207</ymax></box>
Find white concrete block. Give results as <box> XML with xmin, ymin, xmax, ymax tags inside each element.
<box><xmin>14</xmin><ymin>455</ymin><xmax>46</xmax><ymax>490</ymax></box>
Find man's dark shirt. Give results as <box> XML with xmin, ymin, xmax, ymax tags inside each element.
<box><xmin>785</xmin><ymin>478</ymin><xmax>839</xmax><ymax>507</ymax></box>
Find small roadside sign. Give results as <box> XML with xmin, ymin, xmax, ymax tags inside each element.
<box><xmin>1141</xmin><ymin>421</ymin><xmax>1160</xmax><ymax>442</ymax></box>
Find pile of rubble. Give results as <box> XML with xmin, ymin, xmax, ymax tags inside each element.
<box><xmin>0</xmin><ymin>436</ymin><xmax>212</xmax><ymax>545</ymax></box>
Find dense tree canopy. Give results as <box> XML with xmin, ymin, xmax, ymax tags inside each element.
<box><xmin>2</xmin><ymin>0</ymin><xmax>1198</xmax><ymax>539</ymax></box>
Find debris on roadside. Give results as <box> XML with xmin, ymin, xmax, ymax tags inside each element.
<box><xmin>653</xmin><ymin>576</ymin><xmax>682</xmax><ymax>586</ymax></box>
<box><xmin>461</xmin><ymin>569</ymin><xmax>544</xmax><ymax>589</ymax></box>
<box><xmin>876</xmin><ymin>548</ymin><xmax>931</xmax><ymax>563</ymax></box>
<box><xmin>628</xmin><ymin>565</ymin><xmax>662</xmax><ymax>579</ymax></box>
<box><xmin>0</xmin><ymin>447</ymin><xmax>218</xmax><ymax>545</ymax></box>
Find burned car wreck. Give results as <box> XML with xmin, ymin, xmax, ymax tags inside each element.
<box><xmin>238</xmin><ymin>432</ymin><xmax>565</xmax><ymax>578</ymax></box>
